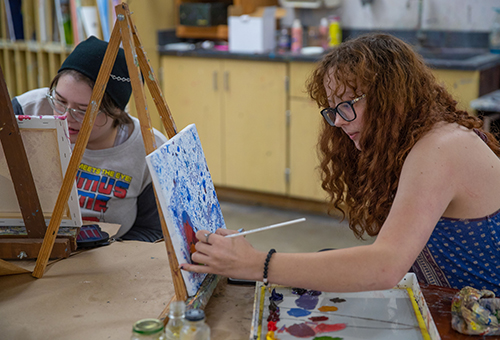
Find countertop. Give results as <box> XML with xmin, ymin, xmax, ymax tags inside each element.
<box><xmin>159</xmin><ymin>46</ymin><xmax>500</xmax><ymax>71</ymax></box>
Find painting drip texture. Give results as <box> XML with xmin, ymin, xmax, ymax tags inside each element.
<box><xmin>146</xmin><ymin>124</ymin><xmax>226</xmax><ymax>296</ymax></box>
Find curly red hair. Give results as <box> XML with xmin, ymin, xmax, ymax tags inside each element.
<box><xmin>307</xmin><ymin>33</ymin><xmax>500</xmax><ymax>239</ymax></box>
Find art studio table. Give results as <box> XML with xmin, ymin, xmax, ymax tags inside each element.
<box><xmin>0</xmin><ymin>238</ymin><xmax>482</xmax><ymax>340</ymax></box>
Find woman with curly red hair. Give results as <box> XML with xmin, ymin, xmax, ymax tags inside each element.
<box><xmin>183</xmin><ymin>33</ymin><xmax>500</xmax><ymax>293</ymax></box>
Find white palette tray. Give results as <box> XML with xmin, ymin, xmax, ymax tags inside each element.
<box><xmin>250</xmin><ymin>273</ymin><xmax>440</xmax><ymax>340</ymax></box>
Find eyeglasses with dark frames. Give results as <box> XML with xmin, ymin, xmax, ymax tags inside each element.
<box><xmin>46</xmin><ymin>91</ymin><xmax>100</xmax><ymax>123</ymax></box>
<box><xmin>320</xmin><ymin>94</ymin><xmax>366</xmax><ymax>127</ymax></box>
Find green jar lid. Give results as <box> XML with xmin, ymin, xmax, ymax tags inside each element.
<box><xmin>132</xmin><ymin>318</ymin><xmax>164</xmax><ymax>335</ymax></box>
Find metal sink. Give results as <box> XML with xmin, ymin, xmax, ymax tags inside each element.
<box><xmin>416</xmin><ymin>47</ymin><xmax>488</xmax><ymax>60</ymax></box>
<box><xmin>414</xmin><ymin>47</ymin><xmax>500</xmax><ymax>70</ymax></box>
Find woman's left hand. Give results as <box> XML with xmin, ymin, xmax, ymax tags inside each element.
<box><xmin>180</xmin><ymin>228</ymin><xmax>265</xmax><ymax>281</ymax></box>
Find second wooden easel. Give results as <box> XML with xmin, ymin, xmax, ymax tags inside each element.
<box><xmin>32</xmin><ymin>3</ymin><xmax>222</xmax><ymax>310</ymax></box>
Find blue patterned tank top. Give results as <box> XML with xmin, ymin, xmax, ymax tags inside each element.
<box><xmin>411</xmin><ymin>209</ymin><xmax>500</xmax><ymax>294</ymax></box>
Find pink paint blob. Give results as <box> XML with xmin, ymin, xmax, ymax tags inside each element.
<box><xmin>314</xmin><ymin>323</ymin><xmax>347</xmax><ymax>333</ymax></box>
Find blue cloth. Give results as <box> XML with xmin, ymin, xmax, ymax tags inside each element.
<box><xmin>411</xmin><ymin>209</ymin><xmax>500</xmax><ymax>294</ymax></box>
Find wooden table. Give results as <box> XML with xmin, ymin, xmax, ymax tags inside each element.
<box><xmin>0</xmin><ymin>239</ymin><xmax>487</xmax><ymax>340</ymax></box>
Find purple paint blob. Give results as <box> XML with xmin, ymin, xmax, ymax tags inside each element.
<box><xmin>270</xmin><ymin>289</ymin><xmax>283</xmax><ymax>302</ymax></box>
<box><xmin>295</xmin><ymin>294</ymin><xmax>319</xmax><ymax>310</ymax></box>
<box><xmin>287</xmin><ymin>308</ymin><xmax>312</xmax><ymax>317</ymax></box>
<box><xmin>287</xmin><ymin>323</ymin><xmax>316</xmax><ymax>338</ymax></box>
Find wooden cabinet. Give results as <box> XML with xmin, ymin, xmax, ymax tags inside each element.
<box><xmin>161</xmin><ymin>56</ymin><xmax>288</xmax><ymax>194</ymax></box>
<box><xmin>160</xmin><ymin>56</ymin><xmax>499</xmax><ymax>204</ymax></box>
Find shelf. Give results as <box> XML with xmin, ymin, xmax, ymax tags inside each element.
<box><xmin>176</xmin><ymin>25</ymin><xmax>229</xmax><ymax>40</ymax></box>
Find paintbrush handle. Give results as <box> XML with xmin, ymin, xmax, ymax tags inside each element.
<box><xmin>225</xmin><ymin>218</ymin><xmax>306</xmax><ymax>238</ymax></box>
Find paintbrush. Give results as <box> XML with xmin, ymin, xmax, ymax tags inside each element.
<box><xmin>225</xmin><ymin>218</ymin><xmax>306</xmax><ymax>238</ymax></box>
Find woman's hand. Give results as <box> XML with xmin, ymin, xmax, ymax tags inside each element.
<box><xmin>180</xmin><ymin>228</ymin><xmax>266</xmax><ymax>281</ymax></box>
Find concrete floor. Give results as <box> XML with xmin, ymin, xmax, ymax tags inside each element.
<box><xmin>219</xmin><ymin>201</ymin><xmax>375</xmax><ymax>254</ymax></box>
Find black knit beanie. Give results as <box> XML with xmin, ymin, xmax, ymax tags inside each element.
<box><xmin>58</xmin><ymin>36</ymin><xmax>132</xmax><ymax>110</ymax></box>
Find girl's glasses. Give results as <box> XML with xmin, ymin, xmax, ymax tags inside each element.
<box><xmin>320</xmin><ymin>94</ymin><xmax>366</xmax><ymax>127</ymax></box>
<box><xmin>46</xmin><ymin>91</ymin><xmax>99</xmax><ymax>123</ymax></box>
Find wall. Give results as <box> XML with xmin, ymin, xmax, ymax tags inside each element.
<box><xmin>297</xmin><ymin>0</ymin><xmax>500</xmax><ymax>32</ymax></box>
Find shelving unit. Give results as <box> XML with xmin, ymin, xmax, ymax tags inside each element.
<box><xmin>175</xmin><ymin>0</ymin><xmax>278</xmax><ymax>40</ymax></box>
<box><xmin>0</xmin><ymin>0</ymin><xmax>174</xmax><ymax>133</ymax></box>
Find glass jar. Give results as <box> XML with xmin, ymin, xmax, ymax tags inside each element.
<box><xmin>165</xmin><ymin>301</ymin><xmax>186</xmax><ymax>340</ymax></box>
<box><xmin>131</xmin><ymin>318</ymin><xmax>166</xmax><ymax>340</ymax></box>
<box><xmin>179</xmin><ymin>309</ymin><xmax>210</xmax><ymax>340</ymax></box>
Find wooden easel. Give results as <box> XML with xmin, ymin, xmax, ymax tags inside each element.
<box><xmin>27</xmin><ymin>3</ymin><xmax>221</xmax><ymax>311</ymax></box>
<box><xmin>0</xmin><ymin>68</ymin><xmax>76</xmax><ymax>260</ymax></box>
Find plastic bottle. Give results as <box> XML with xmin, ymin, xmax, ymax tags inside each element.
<box><xmin>165</xmin><ymin>301</ymin><xmax>186</xmax><ymax>340</ymax></box>
<box><xmin>490</xmin><ymin>7</ymin><xmax>500</xmax><ymax>53</ymax></box>
<box><xmin>319</xmin><ymin>17</ymin><xmax>329</xmax><ymax>50</ymax></box>
<box><xmin>179</xmin><ymin>309</ymin><xmax>210</xmax><ymax>340</ymax></box>
<box><xmin>290</xmin><ymin>19</ymin><xmax>303</xmax><ymax>53</ymax></box>
<box><xmin>328</xmin><ymin>15</ymin><xmax>342</xmax><ymax>47</ymax></box>
<box><xmin>131</xmin><ymin>318</ymin><xmax>166</xmax><ymax>340</ymax></box>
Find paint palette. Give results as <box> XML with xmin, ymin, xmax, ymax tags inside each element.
<box><xmin>250</xmin><ymin>273</ymin><xmax>440</xmax><ymax>340</ymax></box>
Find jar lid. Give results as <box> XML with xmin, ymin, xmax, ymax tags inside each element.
<box><xmin>185</xmin><ymin>309</ymin><xmax>206</xmax><ymax>322</ymax></box>
<box><xmin>132</xmin><ymin>318</ymin><xmax>164</xmax><ymax>335</ymax></box>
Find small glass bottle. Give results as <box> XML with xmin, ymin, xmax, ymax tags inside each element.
<box><xmin>179</xmin><ymin>309</ymin><xmax>210</xmax><ymax>340</ymax></box>
<box><xmin>165</xmin><ymin>301</ymin><xmax>186</xmax><ymax>340</ymax></box>
<box><xmin>131</xmin><ymin>318</ymin><xmax>166</xmax><ymax>340</ymax></box>
<box><xmin>277</xmin><ymin>28</ymin><xmax>290</xmax><ymax>53</ymax></box>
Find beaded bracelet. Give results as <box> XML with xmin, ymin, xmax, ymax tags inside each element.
<box><xmin>263</xmin><ymin>248</ymin><xmax>276</xmax><ymax>286</ymax></box>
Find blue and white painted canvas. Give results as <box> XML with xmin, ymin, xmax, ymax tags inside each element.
<box><xmin>145</xmin><ymin>124</ymin><xmax>226</xmax><ymax>297</ymax></box>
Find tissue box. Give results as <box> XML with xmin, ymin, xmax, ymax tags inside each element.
<box><xmin>228</xmin><ymin>6</ymin><xmax>276</xmax><ymax>53</ymax></box>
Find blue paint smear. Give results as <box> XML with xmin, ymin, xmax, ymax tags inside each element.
<box><xmin>287</xmin><ymin>308</ymin><xmax>312</xmax><ymax>317</ymax></box>
<box><xmin>295</xmin><ymin>294</ymin><xmax>319</xmax><ymax>310</ymax></box>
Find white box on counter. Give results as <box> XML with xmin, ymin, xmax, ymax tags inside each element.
<box><xmin>228</xmin><ymin>6</ymin><xmax>276</xmax><ymax>54</ymax></box>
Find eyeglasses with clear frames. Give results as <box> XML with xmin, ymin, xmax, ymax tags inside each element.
<box><xmin>320</xmin><ymin>94</ymin><xmax>366</xmax><ymax>127</ymax></box>
<box><xmin>46</xmin><ymin>91</ymin><xmax>99</xmax><ymax>123</ymax></box>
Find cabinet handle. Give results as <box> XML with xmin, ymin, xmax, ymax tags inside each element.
<box><xmin>224</xmin><ymin>71</ymin><xmax>229</xmax><ymax>91</ymax></box>
<box><xmin>213</xmin><ymin>71</ymin><xmax>218</xmax><ymax>91</ymax></box>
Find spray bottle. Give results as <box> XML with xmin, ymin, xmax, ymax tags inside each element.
<box><xmin>290</xmin><ymin>19</ymin><xmax>303</xmax><ymax>53</ymax></box>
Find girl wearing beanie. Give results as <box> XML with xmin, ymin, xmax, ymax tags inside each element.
<box><xmin>12</xmin><ymin>36</ymin><xmax>168</xmax><ymax>242</ymax></box>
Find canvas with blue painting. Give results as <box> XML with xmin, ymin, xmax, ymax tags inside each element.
<box><xmin>145</xmin><ymin>124</ymin><xmax>226</xmax><ymax>297</ymax></box>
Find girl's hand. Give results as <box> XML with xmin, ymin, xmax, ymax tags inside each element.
<box><xmin>180</xmin><ymin>229</ymin><xmax>265</xmax><ymax>281</ymax></box>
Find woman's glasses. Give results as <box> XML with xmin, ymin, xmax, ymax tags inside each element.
<box><xmin>46</xmin><ymin>91</ymin><xmax>99</xmax><ymax>123</ymax></box>
<box><xmin>320</xmin><ymin>94</ymin><xmax>366</xmax><ymax>127</ymax></box>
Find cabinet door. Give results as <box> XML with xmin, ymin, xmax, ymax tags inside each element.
<box><xmin>289</xmin><ymin>98</ymin><xmax>328</xmax><ymax>201</ymax></box>
<box><xmin>223</xmin><ymin>60</ymin><xmax>288</xmax><ymax>194</ymax></box>
<box><xmin>161</xmin><ymin>56</ymin><xmax>224</xmax><ymax>185</ymax></box>
<box><xmin>289</xmin><ymin>62</ymin><xmax>327</xmax><ymax>201</ymax></box>
<box><xmin>432</xmin><ymin>69</ymin><xmax>480</xmax><ymax>112</ymax></box>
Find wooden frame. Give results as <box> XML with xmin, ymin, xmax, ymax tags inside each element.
<box><xmin>0</xmin><ymin>115</ymin><xmax>81</xmax><ymax>228</ymax></box>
